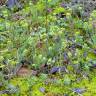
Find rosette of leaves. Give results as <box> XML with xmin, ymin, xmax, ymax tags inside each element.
<box><xmin>32</xmin><ymin>54</ymin><xmax>47</xmax><ymax>69</ymax></box>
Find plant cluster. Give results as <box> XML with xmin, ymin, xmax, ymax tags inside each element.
<box><xmin>0</xmin><ymin>0</ymin><xmax>96</xmax><ymax>96</ymax></box>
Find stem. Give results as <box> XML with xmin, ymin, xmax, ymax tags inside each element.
<box><xmin>45</xmin><ymin>0</ymin><xmax>48</xmax><ymax>34</ymax></box>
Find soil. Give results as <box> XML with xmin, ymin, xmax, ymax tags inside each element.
<box><xmin>16</xmin><ymin>66</ymin><xmax>38</xmax><ymax>77</ymax></box>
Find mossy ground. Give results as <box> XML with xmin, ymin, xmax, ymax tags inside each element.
<box><xmin>0</xmin><ymin>0</ymin><xmax>96</xmax><ymax>96</ymax></box>
<box><xmin>1</xmin><ymin>72</ymin><xmax>96</xmax><ymax>96</ymax></box>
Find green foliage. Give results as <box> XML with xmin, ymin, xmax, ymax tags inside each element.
<box><xmin>0</xmin><ymin>0</ymin><xmax>96</xmax><ymax>96</ymax></box>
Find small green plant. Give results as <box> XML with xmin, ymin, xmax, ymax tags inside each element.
<box><xmin>0</xmin><ymin>0</ymin><xmax>96</xmax><ymax>96</ymax></box>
